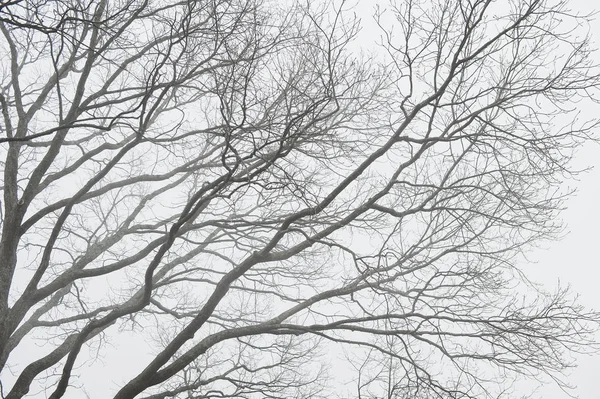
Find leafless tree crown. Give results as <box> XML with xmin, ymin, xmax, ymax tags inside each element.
<box><xmin>0</xmin><ymin>0</ymin><xmax>599</xmax><ymax>398</ymax></box>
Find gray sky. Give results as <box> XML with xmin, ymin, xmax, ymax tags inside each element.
<box><xmin>3</xmin><ymin>1</ymin><xmax>600</xmax><ymax>398</ymax></box>
<box><xmin>524</xmin><ymin>141</ymin><xmax>600</xmax><ymax>398</ymax></box>
<box><xmin>69</xmin><ymin>2</ymin><xmax>600</xmax><ymax>398</ymax></box>
<box><xmin>520</xmin><ymin>1</ymin><xmax>600</xmax><ymax>397</ymax></box>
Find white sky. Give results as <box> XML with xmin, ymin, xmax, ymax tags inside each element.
<box><xmin>356</xmin><ymin>0</ymin><xmax>600</xmax><ymax>396</ymax></box>
<box><xmin>524</xmin><ymin>143</ymin><xmax>600</xmax><ymax>398</ymax></box>
<box><xmin>4</xmin><ymin>1</ymin><xmax>600</xmax><ymax>398</ymax></box>
<box><xmin>520</xmin><ymin>1</ymin><xmax>600</xmax><ymax>397</ymax></box>
<box><xmin>76</xmin><ymin>1</ymin><xmax>600</xmax><ymax>397</ymax></box>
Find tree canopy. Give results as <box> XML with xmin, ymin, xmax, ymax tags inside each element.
<box><xmin>0</xmin><ymin>0</ymin><xmax>599</xmax><ymax>398</ymax></box>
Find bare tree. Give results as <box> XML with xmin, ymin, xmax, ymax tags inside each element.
<box><xmin>0</xmin><ymin>0</ymin><xmax>599</xmax><ymax>398</ymax></box>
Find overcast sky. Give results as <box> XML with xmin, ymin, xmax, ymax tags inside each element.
<box><xmin>93</xmin><ymin>2</ymin><xmax>600</xmax><ymax>397</ymax></box>
<box><xmin>518</xmin><ymin>1</ymin><xmax>600</xmax><ymax>397</ymax></box>
<box><xmin>4</xmin><ymin>1</ymin><xmax>600</xmax><ymax>398</ymax></box>
<box><xmin>524</xmin><ymin>143</ymin><xmax>600</xmax><ymax>399</ymax></box>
